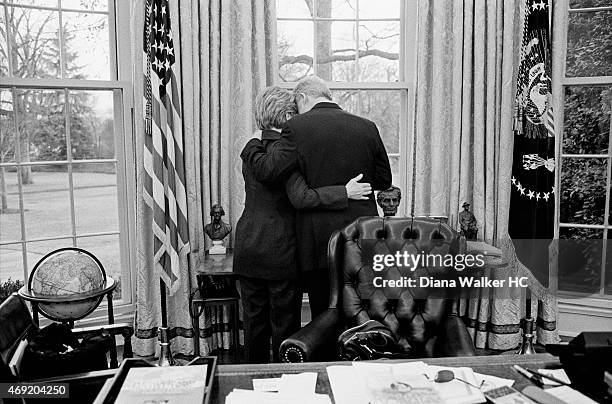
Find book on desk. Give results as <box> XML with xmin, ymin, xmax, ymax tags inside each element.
<box><xmin>93</xmin><ymin>357</ymin><xmax>217</xmax><ymax>404</ymax></box>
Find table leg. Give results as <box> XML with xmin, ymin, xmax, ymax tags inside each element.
<box><xmin>192</xmin><ymin>301</ymin><xmax>201</xmax><ymax>357</ymax></box>
<box><xmin>232</xmin><ymin>301</ymin><xmax>240</xmax><ymax>363</ymax></box>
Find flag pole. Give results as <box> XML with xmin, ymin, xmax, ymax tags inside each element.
<box><xmin>160</xmin><ymin>278</ymin><xmax>168</xmax><ymax>328</ymax></box>
<box><xmin>158</xmin><ymin>278</ymin><xmax>174</xmax><ymax>366</ymax></box>
<box><xmin>517</xmin><ymin>288</ymin><xmax>536</xmax><ymax>354</ymax></box>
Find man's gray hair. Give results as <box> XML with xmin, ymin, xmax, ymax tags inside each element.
<box><xmin>255</xmin><ymin>86</ymin><xmax>297</xmax><ymax>130</ymax></box>
<box><xmin>293</xmin><ymin>75</ymin><xmax>332</xmax><ymax>101</ymax></box>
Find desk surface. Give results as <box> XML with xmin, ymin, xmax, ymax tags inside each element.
<box><xmin>212</xmin><ymin>353</ymin><xmax>561</xmax><ymax>403</ymax></box>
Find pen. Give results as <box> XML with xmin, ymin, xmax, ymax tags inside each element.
<box><xmin>527</xmin><ymin>369</ymin><xmax>572</xmax><ymax>387</ymax></box>
<box><xmin>513</xmin><ymin>365</ymin><xmax>545</xmax><ymax>387</ymax></box>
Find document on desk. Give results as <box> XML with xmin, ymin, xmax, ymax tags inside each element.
<box><xmin>420</xmin><ymin>365</ymin><xmax>486</xmax><ymax>404</ymax></box>
<box><xmin>473</xmin><ymin>372</ymin><xmax>515</xmax><ymax>392</ymax></box>
<box><xmin>328</xmin><ymin>364</ymin><xmax>443</xmax><ymax>404</ymax></box>
<box><xmin>278</xmin><ymin>372</ymin><xmax>318</xmax><ymax>394</ymax></box>
<box><xmin>327</xmin><ymin>363</ymin><xmax>486</xmax><ymax>404</ymax></box>
<box><xmin>225</xmin><ymin>389</ymin><xmax>331</xmax><ymax>404</ymax></box>
<box><xmin>252</xmin><ymin>377</ymin><xmax>281</xmax><ymax>392</ymax></box>
<box><xmin>327</xmin><ymin>365</ymin><xmax>367</xmax><ymax>404</ymax></box>
<box><xmin>233</xmin><ymin>372</ymin><xmax>325</xmax><ymax>403</ymax></box>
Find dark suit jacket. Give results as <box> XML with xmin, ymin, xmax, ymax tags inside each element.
<box><xmin>234</xmin><ymin>129</ymin><xmax>348</xmax><ymax>280</ymax></box>
<box><xmin>241</xmin><ymin>102</ymin><xmax>392</xmax><ymax>272</ymax></box>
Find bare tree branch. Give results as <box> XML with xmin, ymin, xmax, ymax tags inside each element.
<box><xmin>281</xmin><ymin>48</ymin><xmax>399</xmax><ymax>67</ymax></box>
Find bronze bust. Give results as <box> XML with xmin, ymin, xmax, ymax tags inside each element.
<box><xmin>459</xmin><ymin>202</ymin><xmax>478</xmax><ymax>240</ymax></box>
<box><xmin>205</xmin><ymin>204</ymin><xmax>231</xmax><ymax>254</ymax></box>
<box><xmin>377</xmin><ymin>186</ymin><xmax>401</xmax><ymax>217</ymax></box>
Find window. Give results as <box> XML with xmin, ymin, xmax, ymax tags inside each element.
<box><xmin>275</xmin><ymin>0</ymin><xmax>418</xmax><ymax>214</ymax></box>
<box><xmin>553</xmin><ymin>0</ymin><xmax>612</xmax><ymax>298</ymax></box>
<box><xmin>0</xmin><ymin>0</ymin><xmax>135</xmax><ymax>307</ymax></box>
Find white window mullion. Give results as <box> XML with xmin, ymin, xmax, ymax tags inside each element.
<box><xmin>312</xmin><ymin>0</ymin><xmax>318</xmax><ymax>76</ymax></box>
<box><xmin>552</xmin><ymin>0</ymin><xmax>570</xmax><ymax>242</ymax></box>
<box><xmin>355</xmin><ymin>0</ymin><xmax>360</xmax><ymax>83</ymax></box>
<box><xmin>10</xmin><ymin>87</ymin><xmax>29</xmax><ymax>281</ymax></box>
<box><xmin>3</xmin><ymin>3</ymin><xmax>13</xmax><ymax>76</ymax></box>
<box><xmin>64</xmin><ymin>87</ymin><xmax>77</xmax><ymax>246</ymax></box>
<box><xmin>108</xmin><ymin>0</ymin><xmax>118</xmax><ymax>80</ymax></box>
<box><xmin>58</xmin><ymin>1</ymin><xmax>66</xmax><ymax>79</ymax></box>
<box><xmin>601</xmin><ymin>96</ymin><xmax>612</xmax><ymax>296</ymax></box>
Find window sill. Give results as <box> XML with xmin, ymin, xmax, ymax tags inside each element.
<box><xmin>557</xmin><ymin>296</ymin><xmax>612</xmax><ymax>337</ymax></box>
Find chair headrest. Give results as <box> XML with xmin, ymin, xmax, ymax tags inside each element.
<box><xmin>341</xmin><ymin>217</ymin><xmax>458</xmax><ymax>243</ymax></box>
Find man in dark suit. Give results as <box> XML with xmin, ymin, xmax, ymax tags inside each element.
<box><xmin>242</xmin><ymin>76</ymin><xmax>392</xmax><ymax>318</ymax></box>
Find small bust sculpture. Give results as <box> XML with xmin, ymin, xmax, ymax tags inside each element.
<box><xmin>204</xmin><ymin>204</ymin><xmax>232</xmax><ymax>254</ymax></box>
<box><xmin>377</xmin><ymin>186</ymin><xmax>401</xmax><ymax>217</ymax></box>
<box><xmin>459</xmin><ymin>202</ymin><xmax>478</xmax><ymax>240</ymax></box>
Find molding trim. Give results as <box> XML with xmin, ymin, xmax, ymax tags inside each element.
<box><xmin>558</xmin><ymin>297</ymin><xmax>612</xmax><ymax>317</ymax></box>
<box><xmin>557</xmin><ymin>297</ymin><xmax>612</xmax><ymax>337</ymax></box>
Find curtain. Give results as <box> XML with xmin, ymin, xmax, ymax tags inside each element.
<box><xmin>132</xmin><ymin>0</ymin><xmax>277</xmax><ymax>357</ymax></box>
<box><xmin>413</xmin><ymin>0</ymin><xmax>559</xmax><ymax>349</ymax></box>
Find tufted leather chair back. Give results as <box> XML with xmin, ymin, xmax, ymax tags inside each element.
<box><xmin>327</xmin><ymin>217</ymin><xmax>467</xmax><ymax>357</ymax></box>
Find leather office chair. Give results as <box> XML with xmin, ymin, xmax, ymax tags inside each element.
<box><xmin>280</xmin><ymin>217</ymin><xmax>476</xmax><ymax>362</ymax></box>
<box><xmin>0</xmin><ymin>293</ymin><xmax>134</xmax><ymax>381</ymax></box>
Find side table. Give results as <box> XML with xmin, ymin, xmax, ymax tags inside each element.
<box><xmin>191</xmin><ymin>250</ymin><xmax>240</xmax><ymax>362</ymax></box>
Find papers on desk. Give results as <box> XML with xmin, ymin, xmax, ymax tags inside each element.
<box><xmin>226</xmin><ymin>389</ymin><xmax>331</xmax><ymax>404</ymax></box>
<box><xmin>327</xmin><ymin>361</ymin><xmax>515</xmax><ymax>404</ymax></box>
<box><xmin>252</xmin><ymin>377</ymin><xmax>281</xmax><ymax>392</ymax></box>
<box><xmin>473</xmin><ymin>372</ymin><xmax>515</xmax><ymax>391</ymax></box>
<box><xmin>226</xmin><ymin>372</ymin><xmax>330</xmax><ymax>404</ymax></box>
<box><xmin>545</xmin><ymin>386</ymin><xmax>598</xmax><ymax>404</ymax></box>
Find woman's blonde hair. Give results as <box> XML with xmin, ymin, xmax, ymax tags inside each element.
<box><xmin>255</xmin><ymin>86</ymin><xmax>297</xmax><ymax>130</ymax></box>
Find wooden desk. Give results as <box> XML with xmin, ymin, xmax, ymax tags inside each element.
<box><xmin>211</xmin><ymin>353</ymin><xmax>562</xmax><ymax>403</ymax></box>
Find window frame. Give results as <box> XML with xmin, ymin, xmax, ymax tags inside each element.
<box><xmin>275</xmin><ymin>0</ymin><xmax>419</xmax><ymax>216</ymax></box>
<box><xmin>551</xmin><ymin>0</ymin><xmax>612</xmax><ymax>304</ymax></box>
<box><xmin>0</xmin><ymin>0</ymin><xmax>136</xmax><ymax>318</ymax></box>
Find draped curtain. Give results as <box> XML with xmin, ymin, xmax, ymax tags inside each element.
<box><xmin>132</xmin><ymin>0</ymin><xmax>277</xmax><ymax>357</ymax></box>
<box><xmin>413</xmin><ymin>0</ymin><xmax>559</xmax><ymax>349</ymax></box>
<box><xmin>129</xmin><ymin>0</ymin><xmax>560</xmax><ymax>355</ymax></box>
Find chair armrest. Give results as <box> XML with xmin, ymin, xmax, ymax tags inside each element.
<box><xmin>279</xmin><ymin>308</ymin><xmax>341</xmax><ymax>363</ymax></box>
<box><xmin>434</xmin><ymin>314</ymin><xmax>476</xmax><ymax>357</ymax></box>
<box><xmin>72</xmin><ymin>323</ymin><xmax>134</xmax><ymax>359</ymax></box>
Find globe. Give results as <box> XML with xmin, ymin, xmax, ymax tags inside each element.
<box><xmin>25</xmin><ymin>248</ymin><xmax>112</xmax><ymax>322</ymax></box>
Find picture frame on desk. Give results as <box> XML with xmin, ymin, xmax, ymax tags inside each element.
<box><xmin>93</xmin><ymin>357</ymin><xmax>217</xmax><ymax>404</ymax></box>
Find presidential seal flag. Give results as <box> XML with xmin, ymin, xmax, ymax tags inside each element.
<box><xmin>143</xmin><ymin>0</ymin><xmax>189</xmax><ymax>295</ymax></box>
<box><xmin>509</xmin><ymin>0</ymin><xmax>555</xmax><ymax>286</ymax></box>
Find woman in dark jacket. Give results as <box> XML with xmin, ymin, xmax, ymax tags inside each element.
<box><xmin>234</xmin><ymin>86</ymin><xmax>371</xmax><ymax>363</ymax></box>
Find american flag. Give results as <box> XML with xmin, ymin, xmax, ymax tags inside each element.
<box><xmin>143</xmin><ymin>0</ymin><xmax>189</xmax><ymax>294</ymax></box>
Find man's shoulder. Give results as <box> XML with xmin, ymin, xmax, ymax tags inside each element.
<box><xmin>290</xmin><ymin>106</ymin><xmax>376</xmax><ymax>128</ymax></box>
